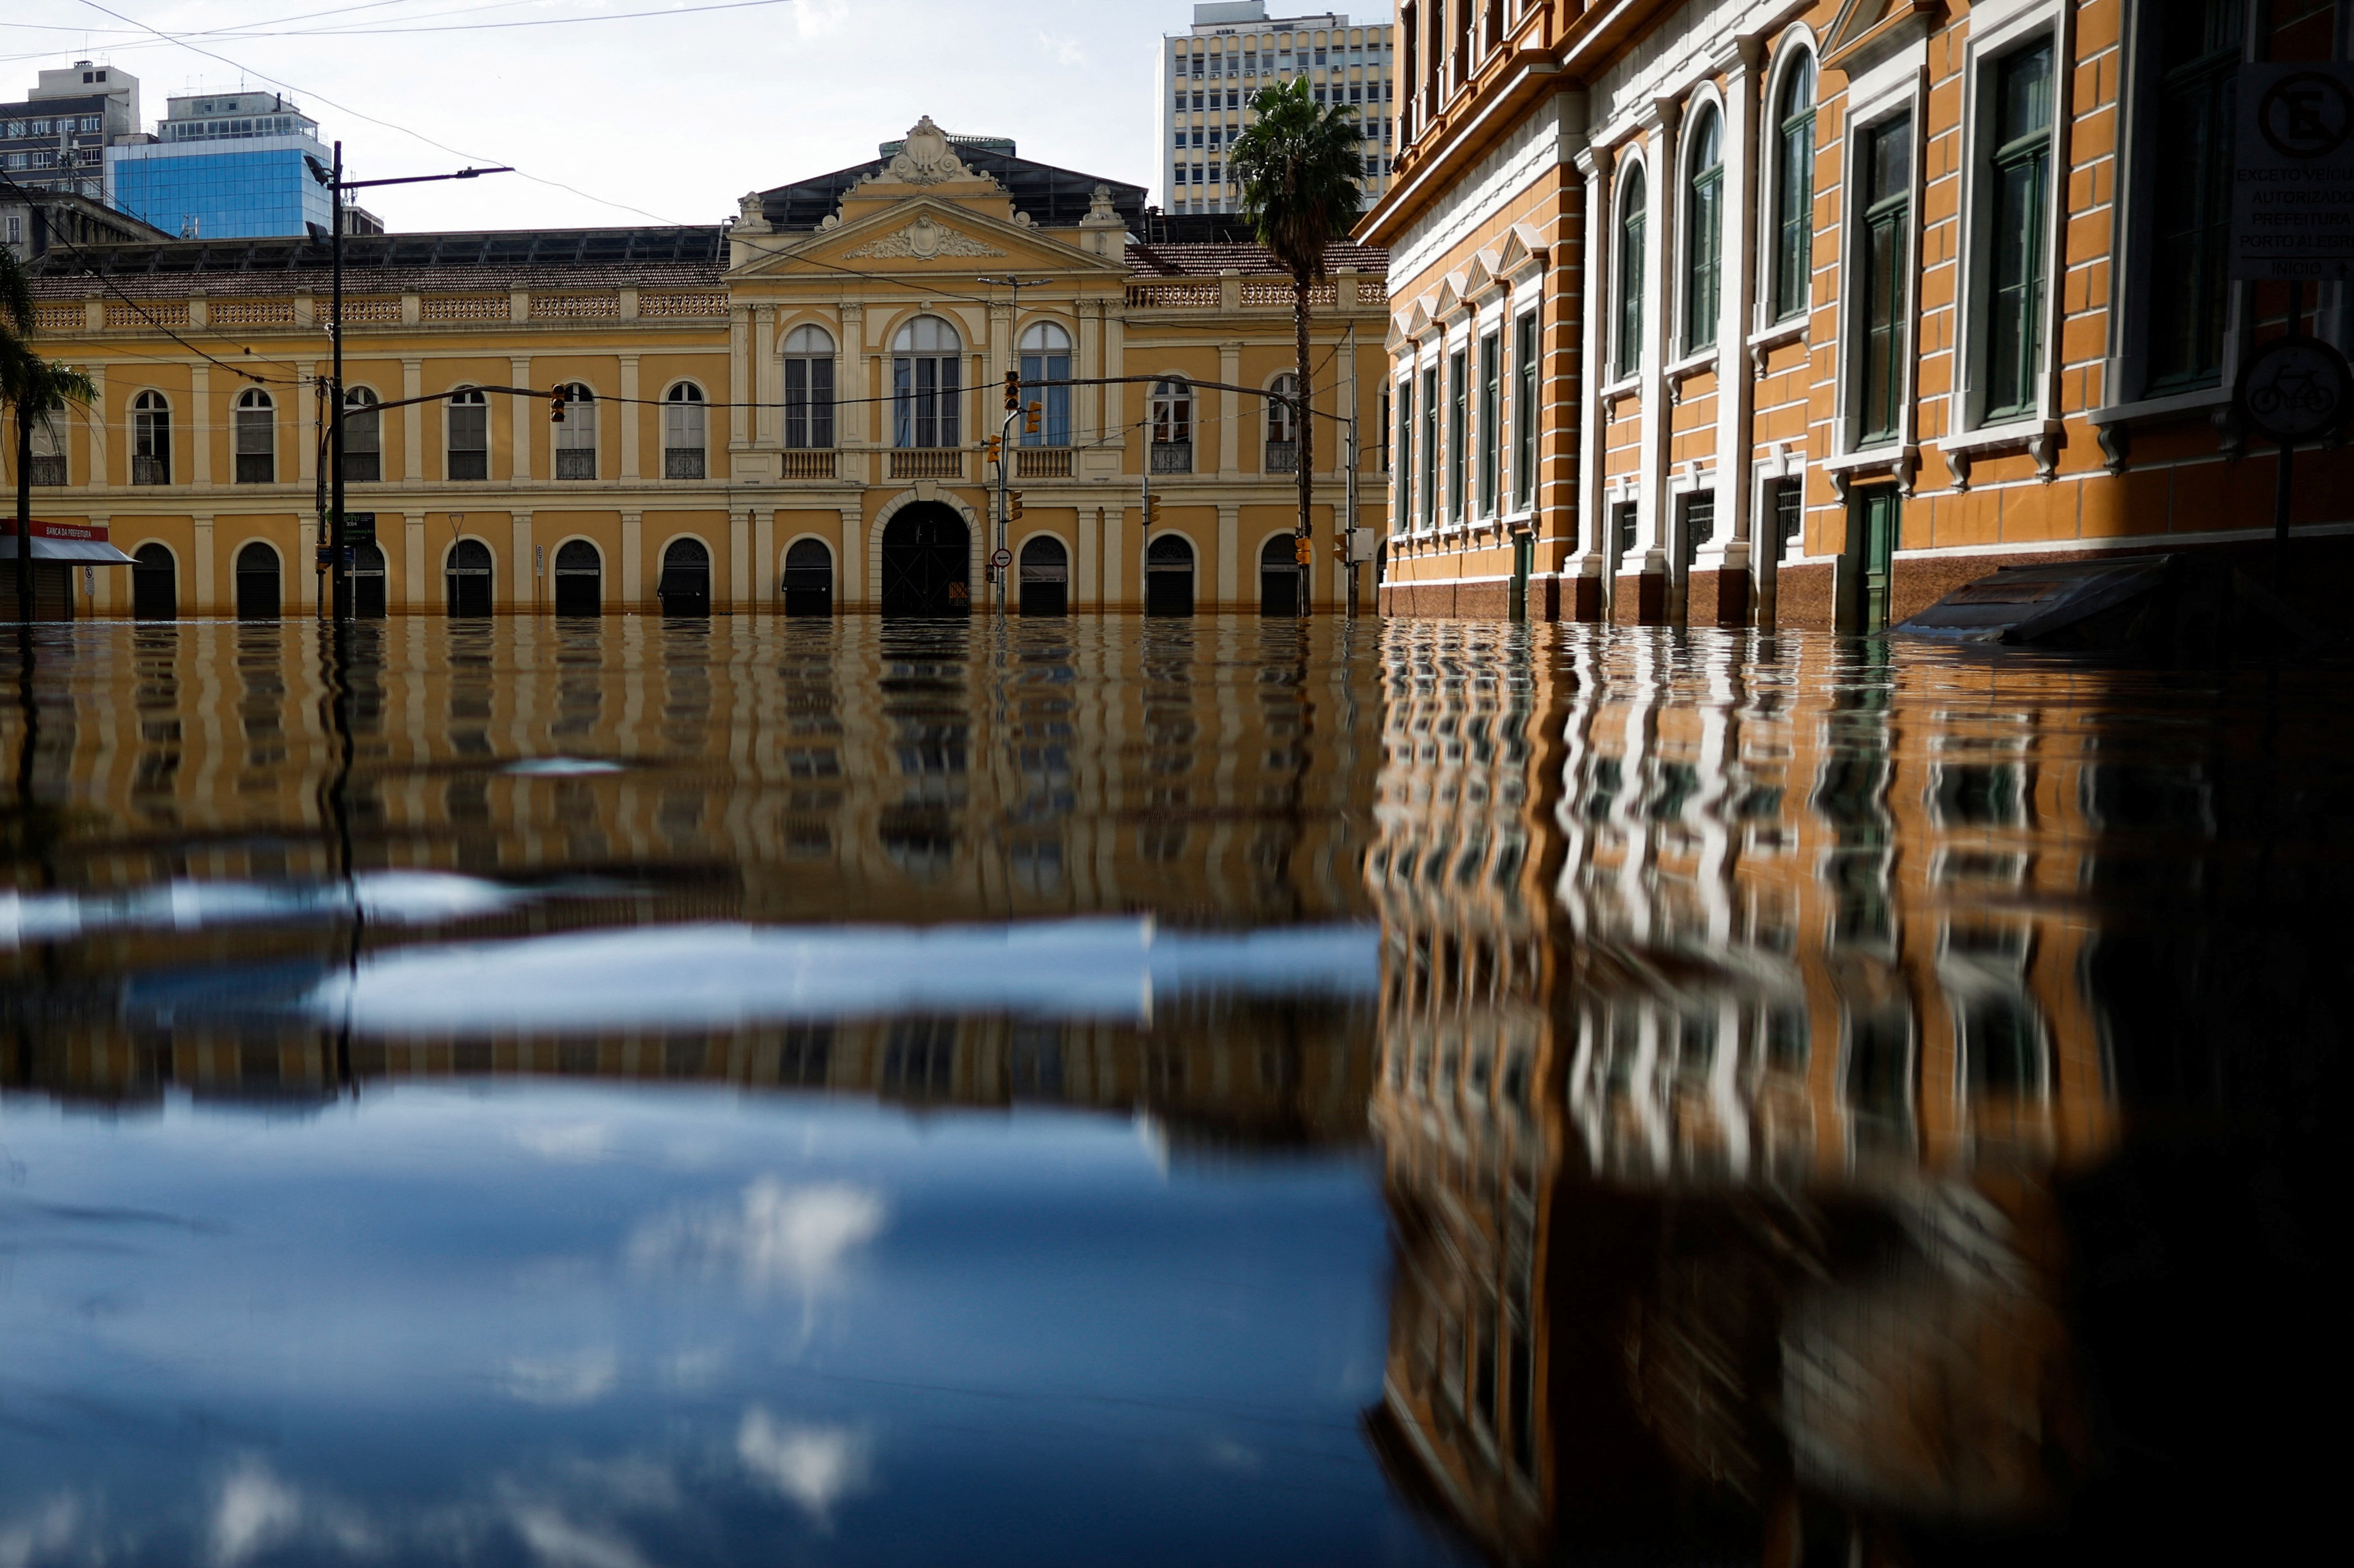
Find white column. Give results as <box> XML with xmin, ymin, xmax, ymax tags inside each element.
<box><xmin>401</xmin><ymin>359</ymin><xmax>423</xmax><ymax>485</ymax></box>
<box><xmin>1218</xmin><ymin>340</ymin><xmax>1241</xmax><ymax>475</ymax></box>
<box><xmin>1697</xmin><ymin>40</ymin><xmax>1762</xmax><ymax>615</ymax></box>
<box><xmin>188</xmin><ymin>364</ymin><xmax>211</xmax><ymax>485</ymax></box>
<box><xmin>511</xmin><ymin>510</ymin><xmax>533</xmax><ymax>612</ymax></box>
<box><xmin>192</xmin><ymin>513</ymin><xmax>215</xmax><ymax>611</ymax></box>
<box><xmin>750</xmin><ymin>306</ymin><xmax>776</xmax><ymax>450</ymax></box>
<box><xmin>1570</xmin><ymin>145</ymin><xmax>1610</xmax><ymax>604</ymax></box>
<box><xmin>729</xmin><ymin>507</ymin><xmax>751</xmax><ymax>611</ymax></box>
<box><xmin>618</xmin><ymin>353</ymin><xmax>640</xmax><ymax>481</ymax></box>
<box><xmin>1637</xmin><ymin>101</ymin><xmax>1678</xmax><ymax>585</ymax></box>
<box><xmin>621</xmin><ymin>510</ymin><xmax>643</xmax><ymax>610</ymax></box>
<box><xmin>405</xmin><ymin>510</ymin><xmax>427</xmax><ymax>610</ymax></box>
<box><xmin>728</xmin><ymin>306</ymin><xmax>751</xmax><ymax>451</ymax></box>
<box><xmin>510</xmin><ymin>356</ymin><xmax>533</xmax><ymax>481</ymax></box>
<box><xmin>1077</xmin><ymin>505</ymin><xmax>1100</xmax><ymax>608</ymax></box>
<box><xmin>1217</xmin><ymin>503</ymin><xmax>1240</xmax><ymax>608</ymax></box>
<box><xmin>754</xmin><ymin>507</ymin><xmax>775</xmax><ymax>613</ymax></box>
<box><xmin>840</xmin><ymin>505</ymin><xmax>863</xmax><ymax>608</ymax></box>
<box><xmin>1102</xmin><ymin>503</ymin><xmax>1126</xmax><ymax>609</ymax></box>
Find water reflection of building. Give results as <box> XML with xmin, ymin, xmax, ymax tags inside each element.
<box><xmin>1364</xmin><ymin>626</ymin><xmax>2127</xmax><ymax>1564</ymax></box>
<box><xmin>3</xmin><ymin>619</ymin><xmax>1380</xmax><ymax>1144</ymax></box>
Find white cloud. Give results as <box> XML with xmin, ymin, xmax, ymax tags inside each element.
<box><xmin>0</xmin><ymin>1497</ymin><xmax>80</xmax><ymax>1568</ymax></box>
<box><xmin>509</xmin><ymin>1507</ymin><xmax>653</xmax><ymax>1568</ymax></box>
<box><xmin>736</xmin><ymin>1409</ymin><xmax>872</xmax><ymax>1529</ymax></box>
<box><xmin>211</xmin><ymin>1463</ymin><xmax>300</xmax><ymax>1567</ymax></box>
<box><xmin>500</xmin><ymin>1350</ymin><xmax>620</xmax><ymax>1408</ymax></box>
<box><xmin>512</xmin><ymin>1121</ymin><xmax>614</xmax><ymax>1162</ymax></box>
<box><xmin>791</xmin><ymin>0</ymin><xmax>851</xmax><ymax>37</ymax></box>
<box><xmin>1036</xmin><ymin>30</ymin><xmax>1086</xmax><ymax>68</ymax></box>
<box><xmin>628</xmin><ymin>1178</ymin><xmax>886</xmax><ymax>1294</ymax></box>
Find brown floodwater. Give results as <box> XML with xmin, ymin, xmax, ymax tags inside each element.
<box><xmin>0</xmin><ymin>616</ymin><xmax>2337</xmax><ymax>1566</ymax></box>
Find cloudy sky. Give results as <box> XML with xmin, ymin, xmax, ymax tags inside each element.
<box><xmin>9</xmin><ymin>1</ymin><xmax>1392</xmax><ymax>233</ymax></box>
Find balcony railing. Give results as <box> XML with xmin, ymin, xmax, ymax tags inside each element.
<box><xmin>1263</xmin><ymin>440</ymin><xmax>1299</xmax><ymax>474</ymax></box>
<box><xmin>132</xmin><ymin>455</ymin><xmax>168</xmax><ymax>486</ymax></box>
<box><xmin>1150</xmin><ymin>441</ymin><xmax>1194</xmax><ymax>475</ymax></box>
<box><xmin>29</xmin><ymin>456</ymin><xmax>66</xmax><ymax>486</ymax></box>
<box><xmin>664</xmin><ymin>447</ymin><xmax>706</xmax><ymax>480</ymax></box>
<box><xmin>779</xmin><ymin>449</ymin><xmax>836</xmax><ymax>480</ymax></box>
<box><xmin>890</xmin><ymin>449</ymin><xmax>963</xmax><ymax>481</ymax></box>
<box><xmin>1014</xmin><ymin>447</ymin><xmax>1072</xmax><ymax>479</ymax></box>
<box><xmin>554</xmin><ymin>449</ymin><xmax>596</xmax><ymax>480</ymax></box>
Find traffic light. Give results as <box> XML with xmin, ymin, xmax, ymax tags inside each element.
<box><xmin>1293</xmin><ymin>536</ymin><xmax>1313</xmax><ymax>566</ymax></box>
<box><xmin>984</xmin><ymin>435</ymin><xmax>1003</xmax><ymax>464</ymax></box>
<box><xmin>1007</xmin><ymin>490</ymin><xmax>1026</xmax><ymax>522</ymax></box>
<box><xmin>1143</xmin><ymin>494</ymin><xmax>1162</xmax><ymax>528</ymax></box>
<box><xmin>1024</xmin><ymin>401</ymin><xmax>1042</xmax><ymax>435</ymax></box>
<box><xmin>1004</xmin><ymin>370</ymin><xmax>1020</xmax><ymax>411</ymax></box>
<box><xmin>548</xmin><ymin>386</ymin><xmax>567</xmax><ymax>424</ymax></box>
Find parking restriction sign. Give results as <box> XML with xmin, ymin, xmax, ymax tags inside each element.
<box><xmin>2232</xmin><ymin>64</ymin><xmax>2354</xmax><ymax>281</ymax></box>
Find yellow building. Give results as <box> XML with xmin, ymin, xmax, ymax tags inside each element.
<box><xmin>13</xmin><ymin>119</ymin><xmax>1393</xmax><ymax>620</ymax></box>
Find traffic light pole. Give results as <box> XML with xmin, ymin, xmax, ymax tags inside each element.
<box><xmin>307</xmin><ymin>154</ymin><xmax>510</xmax><ymax>620</ymax></box>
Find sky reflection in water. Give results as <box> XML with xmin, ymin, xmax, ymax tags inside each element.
<box><xmin>1</xmin><ymin>616</ymin><xmax>2341</xmax><ymax>1565</ymax></box>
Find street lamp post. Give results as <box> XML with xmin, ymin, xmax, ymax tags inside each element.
<box><xmin>306</xmin><ymin>149</ymin><xmax>511</xmax><ymax>619</ymax></box>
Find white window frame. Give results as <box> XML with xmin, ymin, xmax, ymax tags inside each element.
<box><xmin>1831</xmin><ymin>49</ymin><xmax>1928</xmax><ymax>465</ymax></box>
<box><xmin>1753</xmin><ymin>29</ymin><xmax>1821</xmax><ymax>344</ymax></box>
<box><xmin>1674</xmin><ymin>87</ymin><xmax>1728</xmax><ymax>366</ymax></box>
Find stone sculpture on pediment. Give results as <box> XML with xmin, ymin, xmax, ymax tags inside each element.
<box><xmin>883</xmin><ymin>116</ymin><xmax>967</xmax><ymax>187</ymax></box>
<box><xmin>843</xmin><ymin>214</ymin><xmax>1005</xmax><ymax>261</ymax></box>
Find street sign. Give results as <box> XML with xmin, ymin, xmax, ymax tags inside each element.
<box><xmin>2235</xmin><ymin>333</ymin><xmax>2352</xmax><ymax>445</ymax></box>
<box><xmin>2232</xmin><ymin>64</ymin><xmax>2354</xmax><ymax>281</ymax></box>
<box><xmin>344</xmin><ymin>511</ymin><xmax>377</xmax><ymax>544</ymax></box>
<box><xmin>991</xmin><ymin>548</ymin><xmax>1012</xmax><ymax>569</ymax></box>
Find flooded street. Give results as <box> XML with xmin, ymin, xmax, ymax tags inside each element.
<box><xmin>1</xmin><ymin>617</ymin><xmax>2337</xmax><ymax>1566</ymax></box>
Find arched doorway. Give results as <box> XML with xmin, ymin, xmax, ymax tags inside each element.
<box><xmin>132</xmin><ymin>543</ymin><xmax>177</xmax><ymax>620</ymax></box>
<box><xmin>783</xmin><ymin>538</ymin><xmax>833</xmax><ymax>616</ymax></box>
<box><xmin>659</xmin><ymin>537</ymin><xmax>712</xmax><ymax>617</ymax></box>
<box><xmin>1146</xmin><ymin>534</ymin><xmax>1194</xmax><ymax>616</ymax></box>
<box><xmin>445</xmin><ymin>538</ymin><xmax>494</xmax><ymax>617</ymax></box>
<box><xmin>879</xmin><ymin>503</ymin><xmax>970</xmax><ymax>616</ymax></box>
<box><xmin>1259</xmin><ymin>534</ymin><xmax>1301</xmax><ymax>616</ymax></box>
<box><xmin>234</xmin><ymin>542</ymin><xmax>280</xmax><ymax>621</ymax></box>
<box><xmin>352</xmin><ymin>541</ymin><xmax>387</xmax><ymax>619</ymax></box>
<box><xmin>1018</xmin><ymin>534</ymin><xmax>1067</xmax><ymax>617</ymax></box>
<box><xmin>553</xmin><ymin>539</ymin><xmax>601</xmax><ymax>616</ymax></box>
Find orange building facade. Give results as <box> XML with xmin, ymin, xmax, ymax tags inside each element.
<box><xmin>1360</xmin><ymin>1</ymin><xmax>2353</xmax><ymax>629</ymax></box>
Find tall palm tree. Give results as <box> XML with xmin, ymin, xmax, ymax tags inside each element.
<box><xmin>1230</xmin><ymin>76</ymin><xmax>1366</xmax><ymax>603</ymax></box>
<box><xmin>2</xmin><ymin>248</ymin><xmax>96</xmax><ymax>624</ymax></box>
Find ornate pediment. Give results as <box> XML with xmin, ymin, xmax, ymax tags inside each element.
<box><xmin>882</xmin><ymin>116</ymin><xmax>968</xmax><ymax>187</ymax></box>
<box><xmin>843</xmin><ymin>214</ymin><xmax>1006</xmax><ymax>260</ymax></box>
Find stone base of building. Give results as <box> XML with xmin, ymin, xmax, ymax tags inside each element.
<box><xmin>1688</xmin><ymin>567</ymin><xmax>1752</xmax><ymax>629</ymax></box>
<box><xmin>1379</xmin><ymin>578</ymin><xmax>1513</xmax><ymax>618</ymax></box>
<box><xmin>1611</xmin><ymin>572</ymin><xmax>1667</xmax><ymax>626</ymax></box>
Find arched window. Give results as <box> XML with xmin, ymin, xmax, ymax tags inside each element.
<box><xmin>1266</xmin><ymin>373</ymin><xmax>1300</xmax><ymax>471</ymax></box>
<box><xmin>234</xmin><ymin>541</ymin><xmax>280</xmax><ymax>621</ymax></box>
<box><xmin>1772</xmin><ymin>50</ymin><xmax>1817</xmax><ymax>321</ymax></box>
<box><xmin>784</xmin><ymin>324</ymin><xmax>836</xmax><ymax>449</ymax></box>
<box><xmin>1684</xmin><ymin>106</ymin><xmax>1724</xmax><ymax>352</ymax></box>
<box><xmin>447</xmin><ymin>387</ymin><xmax>488</xmax><ymax>480</ymax></box>
<box><xmin>341</xmin><ymin>386</ymin><xmax>381</xmax><ymax>482</ymax></box>
<box><xmin>1145</xmin><ymin>532</ymin><xmax>1195</xmax><ymax>617</ymax></box>
<box><xmin>1150</xmin><ymin>379</ymin><xmax>1193</xmax><ymax>473</ymax></box>
<box><xmin>554</xmin><ymin>382</ymin><xmax>597</xmax><ymax>479</ymax></box>
<box><xmin>232</xmin><ymin>388</ymin><xmax>274</xmax><ymax>484</ymax></box>
<box><xmin>132</xmin><ymin>542</ymin><xmax>177</xmax><ymax>620</ymax></box>
<box><xmin>782</xmin><ymin>537</ymin><xmax>833</xmax><ymax>616</ymax></box>
<box><xmin>132</xmin><ymin>390</ymin><xmax>170</xmax><ymax>485</ymax></box>
<box><xmin>445</xmin><ymin>537</ymin><xmax>494</xmax><ymax>617</ymax></box>
<box><xmin>658</xmin><ymin>537</ymin><xmax>711</xmax><ymax>617</ymax></box>
<box><xmin>1616</xmin><ymin>164</ymin><xmax>1647</xmax><ymax>377</ymax></box>
<box><xmin>1018</xmin><ymin>320</ymin><xmax>1072</xmax><ymax>448</ymax></box>
<box><xmin>1018</xmin><ymin>533</ymin><xmax>1068</xmax><ymax>617</ymax></box>
<box><xmin>27</xmin><ymin>403</ymin><xmax>65</xmax><ymax>485</ymax></box>
<box><xmin>553</xmin><ymin>538</ymin><xmax>601</xmax><ymax>616</ymax></box>
<box><xmin>891</xmin><ymin>316</ymin><xmax>961</xmax><ymax>449</ymax></box>
<box><xmin>663</xmin><ymin>383</ymin><xmax>707</xmax><ymax>479</ymax></box>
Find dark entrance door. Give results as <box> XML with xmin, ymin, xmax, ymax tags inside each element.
<box><xmin>446</xmin><ymin>538</ymin><xmax>494</xmax><ymax>618</ymax></box>
<box><xmin>1845</xmin><ymin>489</ymin><xmax>1899</xmax><ymax>631</ymax></box>
<box><xmin>1018</xmin><ymin>535</ymin><xmax>1068</xmax><ymax>616</ymax></box>
<box><xmin>1259</xmin><ymin>534</ymin><xmax>1300</xmax><ymax>616</ymax></box>
<box><xmin>879</xmin><ymin>505</ymin><xmax>971</xmax><ymax>616</ymax></box>
<box><xmin>1509</xmin><ymin>530</ymin><xmax>1532</xmax><ymax>621</ymax></box>
<box><xmin>132</xmin><ymin>543</ymin><xmax>178</xmax><ymax>620</ymax></box>
<box><xmin>659</xmin><ymin>537</ymin><xmax>712</xmax><ymax>617</ymax></box>
<box><xmin>553</xmin><ymin>539</ymin><xmax>600</xmax><ymax>616</ymax></box>
<box><xmin>1145</xmin><ymin>534</ymin><xmax>1194</xmax><ymax>616</ymax></box>
<box><xmin>783</xmin><ymin>538</ymin><xmax>833</xmax><ymax>616</ymax></box>
<box><xmin>234</xmin><ymin>542</ymin><xmax>281</xmax><ymax>621</ymax></box>
<box><xmin>352</xmin><ymin>541</ymin><xmax>387</xmax><ymax>619</ymax></box>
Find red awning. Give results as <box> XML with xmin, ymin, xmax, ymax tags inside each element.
<box><xmin>1</xmin><ymin>517</ymin><xmax>136</xmax><ymax>565</ymax></box>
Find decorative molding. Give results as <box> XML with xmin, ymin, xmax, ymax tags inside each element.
<box><xmin>844</xmin><ymin>215</ymin><xmax>1005</xmax><ymax>260</ymax></box>
<box><xmin>882</xmin><ymin>117</ymin><xmax>968</xmax><ymax>186</ymax></box>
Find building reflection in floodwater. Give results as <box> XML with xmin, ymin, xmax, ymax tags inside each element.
<box><xmin>1363</xmin><ymin>624</ymin><xmax>2337</xmax><ymax>1565</ymax></box>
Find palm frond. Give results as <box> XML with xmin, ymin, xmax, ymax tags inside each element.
<box><xmin>1230</xmin><ymin>76</ymin><xmax>1366</xmax><ymax>283</ymax></box>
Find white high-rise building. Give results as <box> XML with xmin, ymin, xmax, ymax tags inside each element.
<box><xmin>1158</xmin><ymin>3</ymin><xmax>1395</xmax><ymax>216</ymax></box>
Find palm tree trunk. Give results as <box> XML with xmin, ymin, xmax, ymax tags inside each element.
<box><xmin>1294</xmin><ymin>271</ymin><xmax>1314</xmax><ymax>617</ymax></box>
<box><xmin>13</xmin><ymin>412</ymin><xmax>31</xmax><ymax>626</ymax></box>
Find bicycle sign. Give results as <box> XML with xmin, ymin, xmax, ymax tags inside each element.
<box><xmin>2235</xmin><ymin>334</ymin><xmax>2352</xmax><ymax>445</ymax></box>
